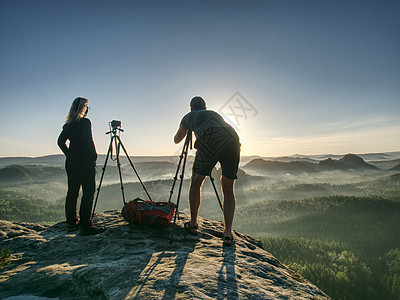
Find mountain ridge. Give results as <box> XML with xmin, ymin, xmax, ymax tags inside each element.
<box><xmin>243</xmin><ymin>154</ymin><xmax>383</xmax><ymax>174</ymax></box>
<box><xmin>338</xmin><ymin>154</ymin><xmax>378</xmax><ymax>170</ymax></box>
<box><xmin>1</xmin><ymin>151</ymin><xmax>399</xmax><ymax>168</ymax></box>
<box><xmin>243</xmin><ymin>159</ymin><xmax>317</xmax><ymax>174</ymax></box>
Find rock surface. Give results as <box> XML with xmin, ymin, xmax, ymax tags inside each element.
<box><xmin>0</xmin><ymin>211</ymin><xmax>329</xmax><ymax>299</ymax></box>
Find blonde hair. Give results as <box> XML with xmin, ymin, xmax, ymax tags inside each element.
<box><xmin>66</xmin><ymin>97</ymin><xmax>89</xmax><ymax>124</ymax></box>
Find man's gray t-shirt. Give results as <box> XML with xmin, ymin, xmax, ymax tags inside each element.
<box><xmin>180</xmin><ymin>110</ymin><xmax>239</xmax><ymax>156</ymax></box>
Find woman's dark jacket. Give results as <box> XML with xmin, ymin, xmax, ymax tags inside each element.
<box><xmin>57</xmin><ymin>118</ymin><xmax>97</xmax><ymax>162</ymax></box>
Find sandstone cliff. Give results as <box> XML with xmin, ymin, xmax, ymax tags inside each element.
<box><xmin>0</xmin><ymin>211</ymin><xmax>329</xmax><ymax>299</ymax></box>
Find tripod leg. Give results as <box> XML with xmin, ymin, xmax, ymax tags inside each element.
<box><xmin>173</xmin><ymin>134</ymin><xmax>191</xmax><ymax>224</ymax></box>
<box><xmin>168</xmin><ymin>139</ymin><xmax>187</xmax><ymax>203</ymax></box>
<box><xmin>117</xmin><ymin>136</ymin><xmax>153</xmax><ymax>202</ymax></box>
<box><xmin>210</xmin><ymin>175</ymin><xmax>223</xmax><ymax>211</ymax></box>
<box><xmin>115</xmin><ymin>138</ymin><xmax>127</xmax><ymax>205</ymax></box>
<box><xmin>170</xmin><ymin>131</ymin><xmax>192</xmax><ymax>243</ymax></box>
<box><xmin>91</xmin><ymin>136</ymin><xmax>114</xmax><ymax>221</ymax></box>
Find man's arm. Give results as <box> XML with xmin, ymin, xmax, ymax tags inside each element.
<box><xmin>174</xmin><ymin>125</ymin><xmax>188</xmax><ymax>144</ymax></box>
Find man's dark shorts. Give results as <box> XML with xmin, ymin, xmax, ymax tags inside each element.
<box><xmin>192</xmin><ymin>128</ymin><xmax>240</xmax><ymax>180</ymax></box>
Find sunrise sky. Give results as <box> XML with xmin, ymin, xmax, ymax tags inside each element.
<box><xmin>0</xmin><ymin>0</ymin><xmax>399</xmax><ymax>158</ymax></box>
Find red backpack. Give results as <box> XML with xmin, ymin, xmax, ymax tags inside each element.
<box><xmin>121</xmin><ymin>197</ymin><xmax>175</xmax><ymax>228</ymax></box>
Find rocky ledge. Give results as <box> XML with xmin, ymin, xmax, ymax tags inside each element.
<box><xmin>0</xmin><ymin>211</ymin><xmax>329</xmax><ymax>299</ymax></box>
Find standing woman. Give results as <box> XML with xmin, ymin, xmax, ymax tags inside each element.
<box><xmin>58</xmin><ymin>97</ymin><xmax>104</xmax><ymax>235</ymax></box>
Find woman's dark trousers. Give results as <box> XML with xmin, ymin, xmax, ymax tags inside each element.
<box><xmin>65</xmin><ymin>157</ymin><xmax>96</xmax><ymax>227</ymax></box>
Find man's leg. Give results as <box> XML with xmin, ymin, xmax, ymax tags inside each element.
<box><xmin>189</xmin><ymin>172</ymin><xmax>206</xmax><ymax>227</ymax></box>
<box><xmin>221</xmin><ymin>175</ymin><xmax>235</xmax><ymax>238</ymax></box>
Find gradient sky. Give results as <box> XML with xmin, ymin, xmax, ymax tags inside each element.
<box><xmin>1</xmin><ymin>0</ymin><xmax>399</xmax><ymax>158</ymax></box>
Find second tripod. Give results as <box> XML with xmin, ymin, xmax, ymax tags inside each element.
<box><xmin>168</xmin><ymin>130</ymin><xmax>223</xmax><ymax>227</ymax></box>
<box><xmin>91</xmin><ymin>121</ymin><xmax>152</xmax><ymax>220</ymax></box>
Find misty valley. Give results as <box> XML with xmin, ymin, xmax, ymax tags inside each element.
<box><xmin>1</xmin><ymin>152</ymin><xmax>400</xmax><ymax>300</ymax></box>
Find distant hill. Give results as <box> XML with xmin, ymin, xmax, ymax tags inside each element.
<box><xmin>317</xmin><ymin>158</ymin><xmax>348</xmax><ymax>171</ymax></box>
<box><xmin>317</xmin><ymin>154</ymin><xmax>379</xmax><ymax>171</ymax></box>
<box><xmin>243</xmin><ymin>154</ymin><xmax>382</xmax><ymax>174</ymax></box>
<box><xmin>0</xmin><ymin>165</ymin><xmax>33</xmax><ymax>183</ymax></box>
<box><xmin>0</xmin><ymin>165</ymin><xmax>65</xmax><ymax>184</ymax></box>
<box><xmin>358</xmin><ymin>152</ymin><xmax>400</xmax><ymax>161</ymax></box>
<box><xmin>290</xmin><ymin>151</ymin><xmax>400</xmax><ymax>162</ymax></box>
<box><xmin>243</xmin><ymin>158</ymin><xmax>317</xmax><ymax>174</ymax></box>
<box><xmin>339</xmin><ymin>154</ymin><xmax>379</xmax><ymax>170</ymax></box>
<box><xmin>0</xmin><ymin>155</ymin><xmax>65</xmax><ymax>167</ymax></box>
<box><xmin>368</xmin><ymin>159</ymin><xmax>400</xmax><ymax>170</ymax></box>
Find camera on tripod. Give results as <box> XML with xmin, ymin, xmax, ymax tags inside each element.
<box><xmin>110</xmin><ymin>120</ymin><xmax>121</xmax><ymax>130</ymax></box>
<box><xmin>107</xmin><ymin>120</ymin><xmax>123</xmax><ymax>135</ymax></box>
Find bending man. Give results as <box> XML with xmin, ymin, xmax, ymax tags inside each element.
<box><xmin>174</xmin><ymin>96</ymin><xmax>240</xmax><ymax>246</ymax></box>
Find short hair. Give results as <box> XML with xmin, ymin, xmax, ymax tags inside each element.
<box><xmin>190</xmin><ymin>96</ymin><xmax>206</xmax><ymax>110</ymax></box>
<box><xmin>66</xmin><ymin>97</ymin><xmax>89</xmax><ymax>124</ymax></box>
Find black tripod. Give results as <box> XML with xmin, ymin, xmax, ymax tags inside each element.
<box><xmin>91</xmin><ymin>122</ymin><xmax>152</xmax><ymax>221</ymax></box>
<box><xmin>169</xmin><ymin>130</ymin><xmax>223</xmax><ymax>228</ymax></box>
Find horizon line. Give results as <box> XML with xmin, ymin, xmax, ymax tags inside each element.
<box><xmin>1</xmin><ymin>150</ymin><xmax>400</xmax><ymax>160</ymax></box>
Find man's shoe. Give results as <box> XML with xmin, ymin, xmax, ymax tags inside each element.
<box><xmin>80</xmin><ymin>225</ymin><xmax>105</xmax><ymax>236</ymax></box>
<box><xmin>184</xmin><ymin>221</ymin><xmax>198</xmax><ymax>235</ymax></box>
